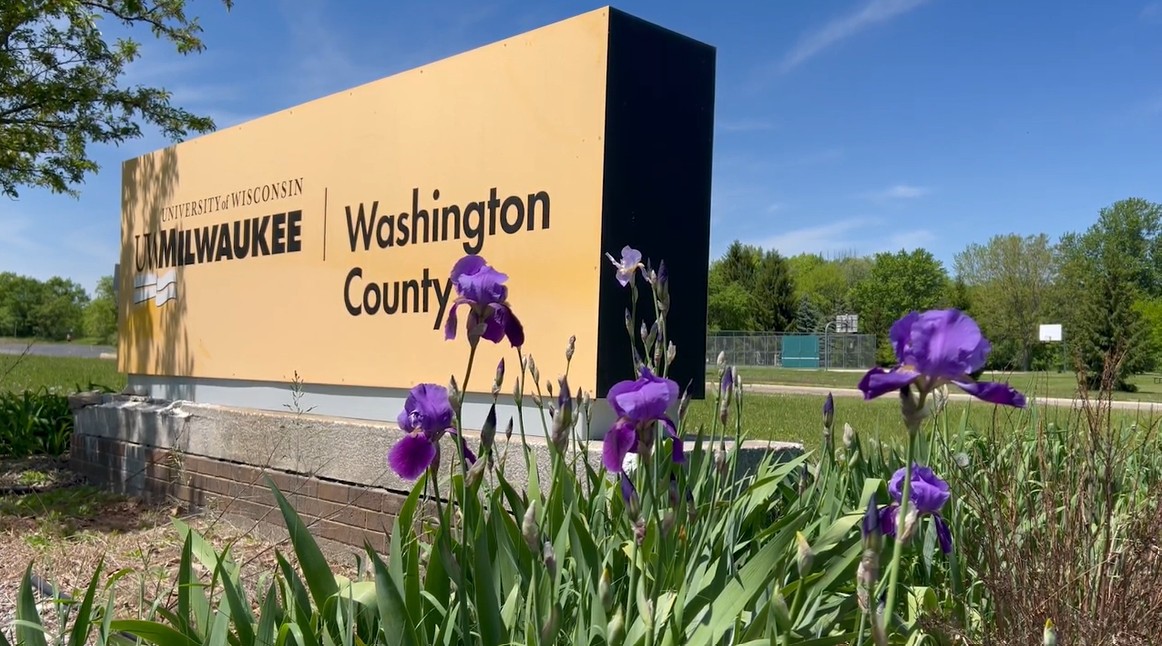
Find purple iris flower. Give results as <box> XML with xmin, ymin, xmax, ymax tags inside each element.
<box><xmin>878</xmin><ymin>464</ymin><xmax>953</xmax><ymax>554</ymax></box>
<box><xmin>387</xmin><ymin>384</ymin><xmax>477</xmax><ymax>480</ymax></box>
<box><xmin>602</xmin><ymin>367</ymin><xmax>684</xmax><ymax>473</ymax></box>
<box><xmin>857</xmin><ymin>309</ymin><xmax>1026</xmax><ymax>408</ymax></box>
<box><xmin>444</xmin><ymin>255</ymin><xmax>524</xmax><ymax>347</ymax></box>
<box><xmin>605</xmin><ymin>246</ymin><xmax>644</xmax><ymax>288</ymax></box>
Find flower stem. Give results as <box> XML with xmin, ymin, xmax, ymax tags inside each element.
<box><xmin>784</xmin><ymin>579</ymin><xmax>805</xmax><ymax>645</ymax></box>
<box><xmin>427</xmin><ymin>468</ymin><xmax>464</xmax><ymax>639</ymax></box>
<box><xmin>455</xmin><ymin>339</ymin><xmax>479</xmax><ymax>644</ymax></box>
<box><xmin>459</xmin><ymin>340</ymin><xmax>479</xmax><ymax>421</ymax></box>
<box><xmin>515</xmin><ymin>348</ymin><xmax>530</xmax><ymax>451</ymax></box>
<box><xmin>650</xmin><ymin>289</ymin><xmax>668</xmax><ymax>378</ymax></box>
<box><xmin>629</xmin><ymin>280</ymin><xmax>640</xmax><ymax>373</ymax></box>
<box><xmin>880</xmin><ymin>427</ymin><xmax>917</xmax><ymax>635</ymax></box>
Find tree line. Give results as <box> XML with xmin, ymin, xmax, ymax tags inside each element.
<box><xmin>0</xmin><ymin>273</ymin><xmax>117</xmax><ymax>344</ymax></box>
<box><xmin>708</xmin><ymin>197</ymin><xmax>1162</xmax><ymax>389</ymax></box>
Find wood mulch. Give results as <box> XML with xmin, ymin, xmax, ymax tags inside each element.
<box><xmin>0</xmin><ymin>456</ymin><xmax>361</xmax><ymax>642</ymax></box>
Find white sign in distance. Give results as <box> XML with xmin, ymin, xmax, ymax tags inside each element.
<box><xmin>1039</xmin><ymin>324</ymin><xmax>1063</xmax><ymax>342</ymax></box>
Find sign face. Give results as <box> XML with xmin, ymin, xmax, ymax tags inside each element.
<box><xmin>835</xmin><ymin>314</ymin><xmax>859</xmax><ymax>334</ymax></box>
<box><xmin>118</xmin><ymin>8</ymin><xmax>715</xmax><ymax>398</ymax></box>
<box><xmin>1039</xmin><ymin>324</ymin><xmax>1063</xmax><ymax>342</ymax></box>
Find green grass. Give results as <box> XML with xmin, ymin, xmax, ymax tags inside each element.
<box><xmin>4</xmin><ymin>355</ymin><xmax>1154</xmax><ymax>461</ymax></box>
<box><xmin>0</xmin><ymin>354</ymin><xmax>125</xmax><ymax>394</ymax></box>
<box><xmin>683</xmin><ymin>390</ymin><xmax>1162</xmax><ymax>454</ymax></box>
<box><xmin>0</xmin><ymin>485</ymin><xmax>123</xmax><ymax>519</ymax></box>
<box><xmin>717</xmin><ymin>365</ymin><xmax>1162</xmax><ymax>403</ymax></box>
<box><xmin>0</xmin><ymin>336</ymin><xmax>111</xmax><ymax>346</ymax></box>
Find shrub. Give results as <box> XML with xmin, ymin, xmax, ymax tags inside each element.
<box><xmin>0</xmin><ymin>387</ymin><xmax>74</xmax><ymax>458</ymax></box>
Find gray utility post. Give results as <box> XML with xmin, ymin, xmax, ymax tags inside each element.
<box><xmin>823</xmin><ymin>320</ymin><xmax>838</xmax><ymax>371</ymax></box>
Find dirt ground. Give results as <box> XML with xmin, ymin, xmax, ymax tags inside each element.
<box><xmin>0</xmin><ymin>456</ymin><xmax>361</xmax><ymax>640</ymax></box>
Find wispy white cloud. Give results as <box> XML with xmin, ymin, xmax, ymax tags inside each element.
<box><xmin>0</xmin><ymin>212</ymin><xmax>41</xmax><ymax>253</ymax></box>
<box><xmin>718</xmin><ymin>147</ymin><xmax>845</xmax><ymax>177</ymax></box>
<box><xmin>1</xmin><ymin>208</ymin><xmax>117</xmax><ymax>263</ymax></box>
<box><xmin>757</xmin><ymin>219</ymin><xmax>867</xmax><ymax>256</ymax></box>
<box><xmin>748</xmin><ymin>217</ymin><xmax>934</xmax><ymax>257</ymax></box>
<box><xmin>779</xmin><ymin>0</ymin><xmax>930</xmax><ymax>73</ymax></box>
<box><xmin>167</xmin><ymin>83</ymin><xmax>243</xmax><ymax>107</ymax></box>
<box><xmin>865</xmin><ymin>183</ymin><xmax>932</xmax><ymax>199</ymax></box>
<box><xmin>119</xmin><ymin>41</ymin><xmax>249</xmax><ymax>139</ymax></box>
<box><xmin>884</xmin><ymin>228</ymin><xmax>936</xmax><ymax>250</ymax></box>
<box><xmin>783</xmin><ymin>148</ymin><xmax>846</xmax><ymax>169</ymax></box>
<box><xmin>717</xmin><ymin>118</ymin><xmax>777</xmax><ymax>133</ymax></box>
<box><xmin>279</xmin><ymin>2</ymin><xmax>374</xmax><ymax>101</ymax></box>
<box><xmin>0</xmin><ymin>206</ymin><xmax>119</xmax><ymax>290</ymax></box>
<box><xmin>278</xmin><ymin>1</ymin><xmax>503</xmax><ymax>103</ymax></box>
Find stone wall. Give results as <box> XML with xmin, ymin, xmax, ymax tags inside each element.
<box><xmin>70</xmin><ymin>432</ymin><xmax>401</xmax><ymax>551</ymax></box>
<box><xmin>69</xmin><ymin>393</ymin><xmax>802</xmax><ymax>550</ymax></box>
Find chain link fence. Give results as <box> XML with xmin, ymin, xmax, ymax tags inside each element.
<box><xmin>706</xmin><ymin>331</ymin><xmax>878</xmax><ymax>369</ymax></box>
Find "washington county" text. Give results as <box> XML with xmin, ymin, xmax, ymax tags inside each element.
<box><xmin>344</xmin><ymin>187</ymin><xmax>550</xmax><ymax>255</ymax></box>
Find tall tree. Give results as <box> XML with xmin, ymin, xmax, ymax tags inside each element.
<box><xmin>1133</xmin><ymin>296</ymin><xmax>1162</xmax><ymax>373</ymax></box>
<box><xmin>953</xmin><ymin>234</ymin><xmax>1057</xmax><ymax>371</ymax></box>
<box><xmin>83</xmin><ymin>275</ymin><xmax>118</xmax><ymax>343</ymax></box>
<box><xmin>793</xmin><ymin>295</ymin><xmax>822</xmax><ymax>333</ymax></box>
<box><xmin>787</xmin><ymin>253</ymin><xmax>851</xmax><ymax>321</ymax></box>
<box><xmin>752</xmin><ymin>249</ymin><xmax>796</xmax><ymax>331</ymax></box>
<box><xmin>707</xmin><ymin>241</ymin><xmax>798</xmax><ymax>331</ymax></box>
<box><xmin>1057</xmin><ymin>198</ymin><xmax>1162</xmax><ymax>388</ymax></box>
<box><xmin>1070</xmin><ymin>248</ymin><xmax>1150</xmax><ymax>389</ymax></box>
<box><xmin>706</xmin><ymin>263</ymin><xmax>758</xmax><ymax>331</ymax></box>
<box><xmin>946</xmin><ymin>276</ymin><xmax>973</xmax><ymax>314</ymax></box>
<box><xmin>0</xmin><ymin>271</ymin><xmax>44</xmax><ymax>337</ymax></box>
<box><xmin>835</xmin><ymin>254</ymin><xmax>874</xmax><ymax>294</ymax></box>
<box><xmin>32</xmin><ymin>276</ymin><xmax>89</xmax><ymax>340</ymax></box>
<box><xmin>717</xmin><ymin>241</ymin><xmax>762</xmax><ymax>289</ymax></box>
<box><xmin>0</xmin><ymin>272</ymin><xmax>90</xmax><ymax>339</ymax></box>
<box><xmin>1082</xmin><ymin>197</ymin><xmax>1162</xmax><ymax>296</ymax></box>
<box><xmin>1</xmin><ymin>0</ymin><xmax>233</xmax><ymax>197</ymax></box>
<box><xmin>851</xmin><ymin>249</ymin><xmax>949</xmax><ymax>362</ymax></box>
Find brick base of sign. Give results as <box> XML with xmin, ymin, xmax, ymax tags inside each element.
<box><xmin>68</xmin><ymin>392</ymin><xmax>802</xmax><ymax>552</ymax></box>
<box><xmin>70</xmin><ymin>433</ymin><xmax>406</xmax><ymax>551</ymax></box>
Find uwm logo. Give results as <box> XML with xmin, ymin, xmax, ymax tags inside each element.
<box><xmin>133</xmin><ymin>270</ymin><xmax>178</xmax><ymax>308</ymax></box>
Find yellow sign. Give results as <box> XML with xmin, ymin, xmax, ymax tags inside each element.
<box><xmin>118</xmin><ymin>7</ymin><xmax>715</xmax><ymax>397</ymax></box>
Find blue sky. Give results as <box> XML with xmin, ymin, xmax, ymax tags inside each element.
<box><xmin>2</xmin><ymin>0</ymin><xmax>1160</xmax><ymax>294</ymax></box>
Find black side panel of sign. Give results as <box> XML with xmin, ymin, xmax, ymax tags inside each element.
<box><xmin>596</xmin><ymin>8</ymin><xmax>716</xmax><ymax>400</ymax></box>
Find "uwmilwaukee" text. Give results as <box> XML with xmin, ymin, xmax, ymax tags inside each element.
<box><xmin>134</xmin><ymin>210</ymin><xmax>304</xmax><ymax>271</ymax></box>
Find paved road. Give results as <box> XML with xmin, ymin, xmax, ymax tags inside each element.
<box><xmin>0</xmin><ymin>341</ymin><xmax>115</xmax><ymax>360</ymax></box>
<box><xmin>708</xmin><ymin>381</ymin><xmax>1162</xmax><ymax>412</ymax></box>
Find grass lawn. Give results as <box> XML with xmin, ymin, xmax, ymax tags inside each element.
<box><xmin>0</xmin><ymin>336</ymin><xmax>110</xmax><ymax>347</ymax></box>
<box><xmin>3</xmin><ymin>354</ymin><xmax>1157</xmax><ymax>457</ymax></box>
<box><xmin>718</xmin><ymin>365</ymin><xmax>1162</xmax><ymax>403</ymax></box>
<box><xmin>0</xmin><ymin>354</ymin><xmax>126</xmax><ymax>394</ymax></box>
<box><xmin>681</xmin><ymin>388</ymin><xmax>1162</xmax><ymax>454</ymax></box>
